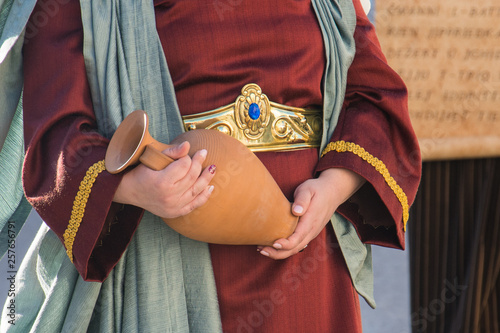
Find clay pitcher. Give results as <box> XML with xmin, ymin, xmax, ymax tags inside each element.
<box><xmin>105</xmin><ymin>110</ymin><xmax>298</xmax><ymax>245</ymax></box>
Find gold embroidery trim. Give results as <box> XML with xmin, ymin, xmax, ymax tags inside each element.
<box><xmin>63</xmin><ymin>160</ymin><xmax>106</xmax><ymax>263</ymax></box>
<box><xmin>321</xmin><ymin>141</ymin><xmax>409</xmax><ymax>231</ymax></box>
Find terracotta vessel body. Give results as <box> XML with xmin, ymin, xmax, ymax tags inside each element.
<box><xmin>105</xmin><ymin>110</ymin><xmax>298</xmax><ymax>245</ymax></box>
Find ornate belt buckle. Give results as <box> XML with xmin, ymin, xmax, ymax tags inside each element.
<box><xmin>182</xmin><ymin>83</ymin><xmax>322</xmax><ymax>152</ymax></box>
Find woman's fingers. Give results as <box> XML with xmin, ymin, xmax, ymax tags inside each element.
<box><xmin>114</xmin><ymin>147</ymin><xmax>217</xmax><ymax>219</ymax></box>
<box><xmin>161</xmin><ymin>148</ymin><xmax>216</xmax><ymax>215</ymax></box>
<box><xmin>160</xmin><ymin>154</ymin><xmax>193</xmax><ymax>185</ymax></box>
<box><xmin>172</xmin><ymin>148</ymin><xmax>207</xmax><ymax>188</ymax></box>
<box><xmin>262</xmin><ymin>184</ymin><xmax>315</xmax><ymax>254</ymax></box>
<box><xmin>258</xmin><ymin>213</ymin><xmax>315</xmax><ymax>259</ymax></box>
<box><xmin>257</xmin><ymin>177</ymin><xmax>341</xmax><ymax>260</ymax></box>
<box><xmin>161</xmin><ymin>141</ymin><xmax>190</xmax><ymax>160</ymax></box>
<box><xmin>291</xmin><ymin>183</ymin><xmax>313</xmax><ymax>217</ymax></box>
<box><xmin>179</xmin><ymin>161</ymin><xmax>217</xmax><ymax>206</ymax></box>
<box><xmin>160</xmin><ymin>147</ymin><xmax>208</xmax><ymax>191</ymax></box>
<box><xmin>165</xmin><ymin>158</ymin><xmax>216</xmax><ymax>217</ymax></box>
<box><xmin>177</xmin><ymin>183</ymin><xmax>216</xmax><ymax>217</ymax></box>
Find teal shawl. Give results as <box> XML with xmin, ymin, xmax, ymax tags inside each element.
<box><xmin>0</xmin><ymin>0</ymin><xmax>35</xmax><ymax>265</ymax></box>
<box><xmin>0</xmin><ymin>0</ymin><xmax>374</xmax><ymax>331</ymax></box>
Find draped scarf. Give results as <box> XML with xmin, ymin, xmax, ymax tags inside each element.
<box><xmin>0</xmin><ymin>1</ymin><xmax>375</xmax><ymax>332</ymax></box>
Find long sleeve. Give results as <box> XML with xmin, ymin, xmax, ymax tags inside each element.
<box><xmin>316</xmin><ymin>0</ymin><xmax>422</xmax><ymax>249</ymax></box>
<box><xmin>22</xmin><ymin>0</ymin><xmax>143</xmax><ymax>282</ymax></box>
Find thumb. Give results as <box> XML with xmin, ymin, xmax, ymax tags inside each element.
<box><xmin>292</xmin><ymin>185</ymin><xmax>313</xmax><ymax>217</ymax></box>
<box><xmin>162</xmin><ymin>141</ymin><xmax>190</xmax><ymax>159</ymax></box>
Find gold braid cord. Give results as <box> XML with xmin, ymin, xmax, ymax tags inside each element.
<box><xmin>321</xmin><ymin>141</ymin><xmax>409</xmax><ymax>231</ymax></box>
<box><xmin>64</xmin><ymin>160</ymin><xmax>106</xmax><ymax>263</ymax></box>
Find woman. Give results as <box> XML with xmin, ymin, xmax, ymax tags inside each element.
<box><xmin>10</xmin><ymin>0</ymin><xmax>420</xmax><ymax>331</ymax></box>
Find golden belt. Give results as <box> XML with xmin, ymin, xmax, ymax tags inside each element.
<box><xmin>182</xmin><ymin>83</ymin><xmax>322</xmax><ymax>152</ymax></box>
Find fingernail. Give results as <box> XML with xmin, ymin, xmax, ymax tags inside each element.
<box><xmin>273</xmin><ymin>243</ymin><xmax>282</xmax><ymax>249</ymax></box>
<box><xmin>260</xmin><ymin>250</ymin><xmax>270</xmax><ymax>257</ymax></box>
<box><xmin>199</xmin><ymin>149</ymin><xmax>208</xmax><ymax>158</ymax></box>
<box><xmin>208</xmin><ymin>185</ymin><xmax>214</xmax><ymax>194</ymax></box>
<box><xmin>209</xmin><ymin>164</ymin><xmax>216</xmax><ymax>174</ymax></box>
<box><xmin>179</xmin><ymin>141</ymin><xmax>188</xmax><ymax>149</ymax></box>
<box><xmin>293</xmin><ymin>205</ymin><xmax>303</xmax><ymax>214</ymax></box>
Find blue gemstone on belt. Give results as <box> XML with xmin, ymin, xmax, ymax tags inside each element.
<box><xmin>248</xmin><ymin>103</ymin><xmax>261</xmax><ymax>120</ymax></box>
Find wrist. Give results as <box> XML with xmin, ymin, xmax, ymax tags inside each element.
<box><xmin>113</xmin><ymin>170</ymin><xmax>138</xmax><ymax>206</ymax></box>
<box><xmin>319</xmin><ymin>168</ymin><xmax>365</xmax><ymax>204</ymax></box>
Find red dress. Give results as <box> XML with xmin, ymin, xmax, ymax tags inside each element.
<box><xmin>22</xmin><ymin>0</ymin><xmax>421</xmax><ymax>331</ymax></box>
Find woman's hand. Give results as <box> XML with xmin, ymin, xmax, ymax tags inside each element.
<box><xmin>258</xmin><ymin>168</ymin><xmax>365</xmax><ymax>259</ymax></box>
<box><xmin>113</xmin><ymin>141</ymin><xmax>216</xmax><ymax>219</ymax></box>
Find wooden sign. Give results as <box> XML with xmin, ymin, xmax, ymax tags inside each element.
<box><xmin>375</xmin><ymin>1</ymin><xmax>500</xmax><ymax>160</ymax></box>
